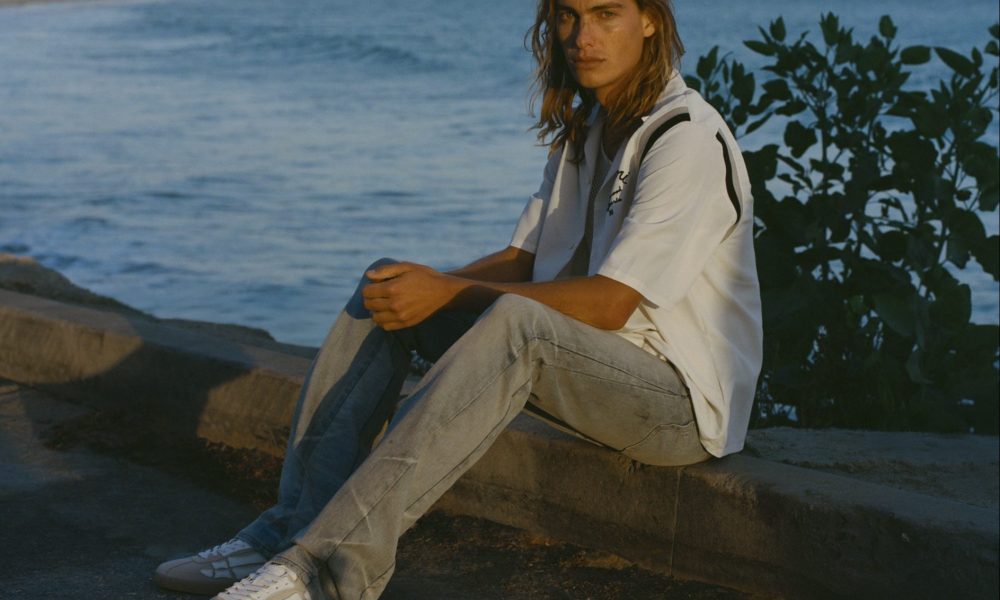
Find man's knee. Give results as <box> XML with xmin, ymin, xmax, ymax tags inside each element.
<box><xmin>351</xmin><ymin>258</ymin><xmax>398</xmax><ymax>296</ymax></box>
<box><xmin>346</xmin><ymin>258</ymin><xmax>398</xmax><ymax>317</ymax></box>
<box><xmin>477</xmin><ymin>294</ymin><xmax>553</xmax><ymax>336</ymax></box>
<box><xmin>364</xmin><ymin>257</ymin><xmax>398</xmax><ymax>277</ymax></box>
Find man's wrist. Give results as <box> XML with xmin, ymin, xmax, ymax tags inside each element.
<box><xmin>441</xmin><ymin>273</ymin><xmax>508</xmax><ymax>312</ymax></box>
<box><xmin>440</xmin><ymin>273</ymin><xmax>471</xmax><ymax>309</ymax></box>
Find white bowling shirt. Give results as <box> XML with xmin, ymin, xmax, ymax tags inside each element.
<box><xmin>509</xmin><ymin>74</ymin><xmax>763</xmax><ymax>457</ymax></box>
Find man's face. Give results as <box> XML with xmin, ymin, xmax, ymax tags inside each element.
<box><xmin>555</xmin><ymin>0</ymin><xmax>655</xmax><ymax>106</ymax></box>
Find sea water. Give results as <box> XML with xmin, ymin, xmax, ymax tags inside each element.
<box><xmin>1</xmin><ymin>0</ymin><xmax>997</xmax><ymax>345</ymax></box>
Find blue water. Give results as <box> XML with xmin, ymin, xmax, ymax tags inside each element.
<box><xmin>1</xmin><ymin>0</ymin><xmax>997</xmax><ymax>345</ymax></box>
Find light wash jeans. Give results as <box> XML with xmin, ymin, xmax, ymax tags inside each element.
<box><xmin>235</xmin><ymin>259</ymin><xmax>710</xmax><ymax>600</ymax></box>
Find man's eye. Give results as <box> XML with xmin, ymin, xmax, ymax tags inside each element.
<box><xmin>599</xmin><ymin>10</ymin><xmax>617</xmax><ymax>18</ymax></box>
<box><xmin>557</xmin><ymin>11</ymin><xmax>574</xmax><ymax>23</ymax></box>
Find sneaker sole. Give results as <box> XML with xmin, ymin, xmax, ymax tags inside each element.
<box><xmin>153</xmin><ymin>568</ymin><xmax>238</xmax><ymax>596</ymax></box>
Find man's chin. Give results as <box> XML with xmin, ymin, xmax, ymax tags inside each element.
<box><xmin>569</xmin><ymin>68</ymin><xmax>602</xmax><ymax>89</ymax></box>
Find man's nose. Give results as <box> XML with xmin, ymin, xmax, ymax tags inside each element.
<box><xmin>572</xmin><ymin>19</ymin><xmax>597</xmax><ymax>50</ymax></box>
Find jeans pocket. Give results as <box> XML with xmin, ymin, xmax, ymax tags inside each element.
<box><xmin>620</xmin><ymin>421</ymin><xmax>711</xmax><ymax>467</ymax></box>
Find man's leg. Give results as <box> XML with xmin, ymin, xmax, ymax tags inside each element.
<box><xmin>154</xmin><ymin>260</ymin><xmax>478</xmax><ymax>595</ymax></box>
<box><xmin>270</xmin><ymin>294</ymin><xmax>710</xmax><ymax>600</ymax></box>
<box><xmin>236</xmin><ymin>259</ymin><xmax>477</xmax><ymax>557</ymax></box>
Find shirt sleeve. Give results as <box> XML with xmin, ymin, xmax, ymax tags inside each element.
<box><xmin>597</xmin><ymin>123</ymin><xmax>736</xmax><ymax>309</ymax></box>
<box><xmin>510</xmin><ymin>146</ymin><xmax>562</xmax><ymax>254</ymax></box>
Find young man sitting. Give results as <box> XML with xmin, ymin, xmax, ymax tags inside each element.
<box><xmin>154</xmin><ymin>1</ymin><xmax>762</xmax><ymax>598</ymax></box>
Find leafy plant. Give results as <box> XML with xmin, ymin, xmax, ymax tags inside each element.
<box><xmin>686</xmin><ymin>16</ymin><xmax>999</xmax><ymax>432</ymax></box>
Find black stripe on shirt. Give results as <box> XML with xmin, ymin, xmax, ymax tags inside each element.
<box><xmin>715</xmin><ymin>131</ymin><xmax>741</xmax><ymax>224</ymax></box>
<box><xmin>639</xmin><ymin>112</ymin><xmax>691</xmax><ymax>165</ymax></box>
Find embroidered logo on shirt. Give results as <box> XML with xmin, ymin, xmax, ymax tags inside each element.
<box><xmin>607</xmin><ymin>170</ymin><xmax>629</xmax><ymax>215</ymax></box>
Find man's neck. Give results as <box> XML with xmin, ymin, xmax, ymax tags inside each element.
<box><xmin>599</xmin><ymin>110</ymin><xmax>641</xmax><ymax>159</ymax></box>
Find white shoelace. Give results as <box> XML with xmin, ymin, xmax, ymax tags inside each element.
<box><xmin>198</xmin><ymin>538</ymin><xmax>251</xmax><ymax>559</ymax></box>
<box><xmin>219</xmin><ymin>564</ymin><xmax>299</xmax><ymax>600</ymax></box>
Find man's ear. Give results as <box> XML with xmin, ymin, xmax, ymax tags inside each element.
<box><xmin>642</xmin><ymin>12</ymin><xmax>656</xmax><ymax>38</ymax></box>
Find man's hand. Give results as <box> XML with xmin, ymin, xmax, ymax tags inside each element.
<box><xmin>362</xmin><ymin>262</ymin><xmax>457</xmax><ymax>331</ymax></box>
<box><xmin>360</xmin><ymin>250</ymin><xmax>642</xmax><ymax>332</ymax></box>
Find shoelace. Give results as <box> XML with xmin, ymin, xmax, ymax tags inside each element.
<box><xmin>198</xmin><ymin>538</ymin><xmax>249</xmax><ymax>559</ymax></box>
<box><xmin>219</xmin><ymin>564</ymin><xmax>295</xmax><ymax>600</ymax></box>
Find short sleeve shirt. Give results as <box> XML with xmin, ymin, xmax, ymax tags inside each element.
<box><xmin>509</xmin><ymin>75</ymin><xmax>763</xmax><ymax>458</ymax></box>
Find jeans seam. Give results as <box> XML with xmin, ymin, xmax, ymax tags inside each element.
<box><xmin>358</xmin><ymin>561</ymin><xmax>396</xmax><ymax>600</ymax></box>
<box><xmin>620</xmin><ymin>420</ymin><xmax>697</xmax><ymax>453</ymax></box>
<box><xmin>522</xmin><ymin>332</ymin><xmax>683</xmax><ymax>395</ymax></box>
<box><xmin>271</xmin><ymin>552</ymin><xmax>314</xmax><ymax>585</ymax></box>
<box><xmin>545</xmin><ymin>363</ymin><xmax>687</xmax><ymax>397</ymax></box>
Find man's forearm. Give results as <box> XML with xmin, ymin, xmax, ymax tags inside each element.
<box><xmin>445</xmin><ymin>246</ymin><xmax>534</xmax><ymax>283</ymax></box>
<box><xmin>362</xmin><ymin>257</ymin><xmax>641</xmax><ymax>332</ymax></box>
<box><xmin>441</xmin><ymin>273</ymin><xmax>641</xmax><ymax>331</ymax></box>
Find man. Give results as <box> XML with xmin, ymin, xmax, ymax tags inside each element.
<box><xmin>153</xmin><ymin>1</ymin><xmax>762</xmax><ymax>599</ymax></box>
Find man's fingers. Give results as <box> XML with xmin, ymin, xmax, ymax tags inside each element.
<box><xmin>363</xmin><ymin>297</ymin><xmax>392</xmax><ymax>312</ymax></box>
<box><xmin>366</xmin><ymin>263</ymin><xmax>410</xmax><ymax>282</ymax></box>
<box><xmin>370</xmin><ymin>311</ymin><xmax>406</xmax><ymax>331</ymax></box>
<box><xmin>362</xmin><ymin>281</ymin><xmax>391</xmax><ymax>299</ymax></box>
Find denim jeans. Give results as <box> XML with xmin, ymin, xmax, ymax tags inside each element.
<box><xmin>236</xmin><ymin>259</ymin><xmax>710</xmax><ymax>600</ymax></box>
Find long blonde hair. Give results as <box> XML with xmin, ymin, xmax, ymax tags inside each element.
<box><xmin>527</xmin><ymin>0</ymin><xmax>684</xmax><ymax>160</ymax></box>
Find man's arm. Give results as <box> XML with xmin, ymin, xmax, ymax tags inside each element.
<box><xmin>362</xmin><ymin>260</ymin><xmax>642</xmax><ymax>332</ymax></box>
<box><xmin>445</xmin><ymin>246</ymin><xmax>535</xmax><ymax>283</ymax></box>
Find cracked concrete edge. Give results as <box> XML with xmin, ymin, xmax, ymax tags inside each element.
<box><xmin>1</xmin><ymin>288</ymin><xmax>997</xmax><ymax>599</ymax></box>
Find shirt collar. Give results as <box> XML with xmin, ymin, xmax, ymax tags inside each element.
<box><xmin>640</xmin><ymin>70</ymin><xmax>688</xmax><ymax>123</ymax></box>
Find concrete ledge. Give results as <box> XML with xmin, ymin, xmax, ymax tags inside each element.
<box><xmin>0</xmin><ymin>289</ymin><xmax>309</xmax><ymax>453</ymax></box>
<box><xmin>1</xmin><ymin>289</ymin><xmax>997</xmax><ymax>599</ymax></box>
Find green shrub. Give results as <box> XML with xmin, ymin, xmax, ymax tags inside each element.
<box><xmin>686</xmin><ymin>15</ymin><xmax>999</xmax><ymax>432</ymax></box>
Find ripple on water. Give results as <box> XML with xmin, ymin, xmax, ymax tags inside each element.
<box><xmin>0</xmin><ymin>243</ymin><xmax>31</xmax><ymax>255</ymax></box>
<box><xmin>35</xmin><ymin>253</ymin><xmax>84</xmax><ymax>271</ymax></box>
<box><xmin>144</xmin><ymin>190</ymin><xmax>194</xmax><ymax>200</ymax></box>
<box><xmin>118</xmin><ymin>261</ymin><xmax>175</xmax><ymax>275</ymax></box>
<box><xmin>84</xmin><ymin>196</ymin><xmax>128</xmax><ymax>207</ymax></box>
<box><xmin>67</xmin><ymin>216</ymin><xmax>112</xmax><ymax>231</ymax></box>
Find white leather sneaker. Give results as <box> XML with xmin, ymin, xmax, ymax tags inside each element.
<box><xmin>214</xmin><ymin>562</ymin><xmax>311</xmax><ymax>600</ymax></box>
<box><xmin>153</xmin><ymin>538</ymin><xmax>268</xmax><ymax>595</ymax></box>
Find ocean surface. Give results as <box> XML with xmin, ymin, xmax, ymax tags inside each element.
<box><xmin>1</xmin><ymin>0</ymin><xmax>998</xmax><ymax>345</ymax></box>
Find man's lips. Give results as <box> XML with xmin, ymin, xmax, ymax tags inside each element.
<box><xmin>570</xmin><ymin>56</ymin><xmax>604</xmax><ymax>68</ymax></box>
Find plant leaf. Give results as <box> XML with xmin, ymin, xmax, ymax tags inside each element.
<box><xmin>783</xmin><ymin>120</ymin><xmax>818</xmax><ymax>158</ymax></box>
<box><xmin>744</xmin><ymin>40</ymin><xmax>773</xmax><ymax>56</ymax></box>
<box><xmin>900</xmin><ymin>45</ymin><xmax>931</xmax><ymax>65</ymax></box>
<box><xmin>874</xmin><ymin>293</ymin><xmax>915</xmax><ymax>338</ymax></box>
<box><xmin>936</xmin><ymin>47</ymin><xmax>977</xmax><ymax>78</ymax></box>
<box><xmin>770</xmin><ymin>17</ymin><xmax>787</xmax><ymax>42</ymax></box>
<box><xmin>972</xmin><ymin>235</ymin><xmax>1000</xmax><ymax>280</ymax></box>
<box><xmin>879</xmin><ymin>16</ymin><xmax>897</xmax><ymax>39</ymax></box>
